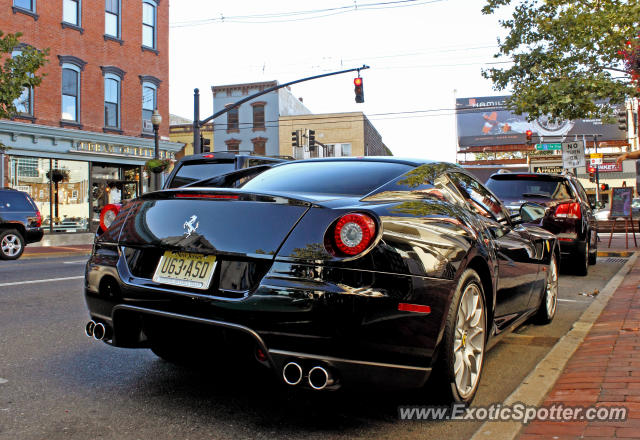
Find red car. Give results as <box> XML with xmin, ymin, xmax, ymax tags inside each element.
<box><xmin>486</xmin><ymin>172</ymin><xmax>597</xmax><ymax>276</ymax></box>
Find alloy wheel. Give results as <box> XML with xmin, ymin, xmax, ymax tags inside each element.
<box><xmin>1</xmin><ymin>234</ymin><xmax>22</xmax><ymax>257</ymax></box>
<box><xmin>453</xmin><ymin>283</ymin><xmax>485</xmax><ymax>399</ymax></box>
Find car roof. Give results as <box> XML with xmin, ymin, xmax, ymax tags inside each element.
<box><xmin>488</xmin><ymin>172</ymin><xmax>569</xmax><ymax>181</ymax></box>
<box><xmin>278</xmin><ymin>156</ymin><xmax>442</xmax><ymax>167</ymax></box>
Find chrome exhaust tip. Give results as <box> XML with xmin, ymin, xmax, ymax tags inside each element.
<box><xmin>282</xmin><ymin>362</ymin><xmax>303</xmax><ymax>386</ymax></box>
<box><xmin>93</xmin><ymin>322</ymin><xmax>106</xmax><ymax>341</ymax></box>
<box><xmin>308</xmin><ymin>366</ymin><xmax>334</xmax><ymax>390</ymax></box>
<box><xmin>85</xmin><ymin>320</ymin><xmax>96</xmax><ymax>337</ymax></box>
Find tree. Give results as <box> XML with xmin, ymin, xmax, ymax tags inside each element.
<box><xmin>482</xmin><ymin>0</ymin><xmax>640</xmax><ymax>121</ymax></box>
<box><xmin>0</xmin><ymin>30</ymin><xmax>48</xmax><ymax>126</ymax></box>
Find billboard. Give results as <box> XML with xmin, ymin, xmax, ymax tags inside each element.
<box><xmin>456</xmin><ymin>96</ymin><xmax>626</xmax><ymax>148</ymax></box>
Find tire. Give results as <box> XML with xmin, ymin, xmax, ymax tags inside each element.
<box><xmin>433</xmin><ymin>269</ymin><xmax>487</xmax><ymax>405</ymax></box>
<box><xmin>0</xmin><ymin>229</ymin><xmax>25</xmax><ymax>260</ymax></box>
<box><xmin>588</xmin><ymin>231</ymin><xmax>597</xmax><ymax>266</ymax></box>
<box><xmin>535</xmin><ymin>253</ymin><xmax>558</xmax><ymax>324</ymax></box>
<box><xmin>574</xmin><ymin>240</ymin><xmax>589</xmax><ymax>276</ymax></box>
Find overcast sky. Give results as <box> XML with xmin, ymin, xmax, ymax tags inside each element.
<box><xmin>168</xmin><ymin>0</ymin><xmax>512</xmax><ymax>161</ymax></box>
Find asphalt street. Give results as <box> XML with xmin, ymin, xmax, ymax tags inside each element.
<box><xmin>0</xmin><ymin>255</ymin><xmax>628</xmax><ymax>440</ymax></box>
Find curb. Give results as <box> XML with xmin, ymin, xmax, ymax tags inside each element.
<box><xmin>597</xmin><ymin>250</ymin><xmax>636</xmax><ymax>257</ymax></box>
<box><xmin>21</xmin><ymin>251</ymin><xmax>91</xmax><ymax>260</ymax></box>
<box><xmin>470</xmin><ymin>252</ymin><xmax>639</xmax><ymax>440</ymax></box>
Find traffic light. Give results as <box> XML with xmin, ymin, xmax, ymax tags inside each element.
<box><xmin>600</xmin><ymin>183</ymin><xmax>610</xmax><ymax>191</ymax></box>
<box><xmin>354</xmin><ymin>77</ymin><xmax>364</xmax><ymax>103</ymax></box>
<box><xmin>617</xmin><ymin>108</ymin><xmax>628</xmax><ymax>131</ymax></box>
<box><xmin>292</xmin><ymin>131</ymin><xmax>300</xmax><ymax>148</ymax></box>
<box><xmin>589</xmin><ymin>172</ymin><xmax>595</xmax><ymax>183</ymax></box>
<box><xmin>308</xmin><ymin>130</ymin><xmax>316</xmax><ymax>150</ymax></box>
<box><xmin>525</xmin><ymin>129</ymin><xmax>533</xmax><ymax>145</ymax></box>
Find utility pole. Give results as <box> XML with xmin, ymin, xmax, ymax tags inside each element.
<box><xmin>594</xmin><ymin>134</ymin><xmax>600</xmax><ymax>206</ymax></box>
<box><xmin>193</xmin><ymin>65</ymin><xmax>370</xmax><ymax>154</ymax></box>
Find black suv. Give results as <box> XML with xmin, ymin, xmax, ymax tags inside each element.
<box><xmin>163</xmin><ymin>152</ymin><xmax>289</xmax><ymax>189</ymax></box>
<box><xmin>0</xmin><ymin>188</ymin><xmax>43</xmax><ymax>260</ymax></box>
<box><xmin>486</xmin><ymin>172</ymin><xmax>597</xmax><ymax>276</ymax></box>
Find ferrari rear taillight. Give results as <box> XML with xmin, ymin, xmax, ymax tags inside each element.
<box><xmin>333</xmin><ymin>213</ymin><xmax>376</xmax><ymax>256</ymax></box>
<box><xmin>554</xmin><ymin>202</ymin><xmax>581</xmax><ymax>219</ymax></box>
<box><xmin>100</xmin><ymin>203</ymin><xmax>121</xmax><ymax>231</ymax></box>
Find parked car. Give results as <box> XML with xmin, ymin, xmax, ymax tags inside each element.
<box><xmin>163</xmin><ymin>151</ymin><xmax>290</xmax><ymax>189</ymax></box>
<box><xmin>96</xmin><ymin>152</ymin><xmax>289</xmax><ymax>234</ymax></box>
<box><xmin>486</xmin><ymin>172</ymin><xmax>597</xmax><ymax>275</ymax></box>
<box><xmin>0</xmin><ymin>188</ymin><xmax>43</xmax><ymax>260</ymax></box>
<box><xmin>84</xmin><ymin>158</ymin><xmax>559</xmax><ymax>404</ymax></box>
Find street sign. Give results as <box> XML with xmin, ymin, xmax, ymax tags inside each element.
<box><xmin>590</xmin><ymin>153</ymin><xmax>603</xmax><ymax>159</ymax></box>
<box><xmin>561</xmin><ymin>141</ymin><xmax>585</xmax><ymax>168</ymax></box>
<box><xmin>590</xmin><ymin>157</ymin><xmax>603</xmax><ymax>165</ymax></box>
<box><xmin>535</xmin><ymin>143</ymin><xmax>562</xmax><ymax>151</ymax></box>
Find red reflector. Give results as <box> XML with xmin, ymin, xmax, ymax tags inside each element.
<box><xmin>558</xmin><ymin>237</ymin><xmax>574</xmax><ymax>242</ymax></box>
<box><xmin>398</xmin><ymin>303</ymin><xmax>431</xmax><ymax>314</ymax></box>
<box><xmin>255</xmin><ymin>347</ymin><xmax>267</xmax><ymax>362</ymax></box>
<box><xmin>203</xmin><ymin>154</ymin><xmax>215</xmax><ymax>158</ymax></box>
<box><xmin>175</xmin><ymin>193</ymin><xmax>238</xmax><ymax>199</ymax></box>
<box><xmin>554</xmin><ymin>202</ymin><xmax>581</xmax><ymax>219</ymax></box>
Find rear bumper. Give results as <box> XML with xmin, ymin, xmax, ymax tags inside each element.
<box><xmin>558</xmin><ymin>240</ymin><xmax>586</xmax><ymax>258</ymax></box>
<box><xmin>83</xmin><ymin>251</ymin><xmax>452</xmax><ymax>390</ymax></box>
<box><xmin>24</xmin><ymin>227</ymin><xmax>43</xmax><ymax>244</ymax></box>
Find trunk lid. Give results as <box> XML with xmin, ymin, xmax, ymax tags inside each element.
<box><xmin>116</xmin><ymin>189</ymin><xmax>311</xmax><ymax>257</ymax></box>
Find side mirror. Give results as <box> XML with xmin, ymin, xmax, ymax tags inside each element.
<box><xmin>517</xmin><ymin>202</ymin><xmax>547</xmax><ymax>224</ymax></box>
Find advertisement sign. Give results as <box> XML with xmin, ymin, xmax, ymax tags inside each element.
<box><xmin>610</xmin><ymin>187</ymin><xmax>634</xmax><ymax>218</ymax></box>
<box><xmin>456</xmin><ymin>96</ymin><xmax>626</xmax><ymax>147</ymax></box>
<box><xmin>562</xmin><ymin>141</ymin><xmax>585</xmax><ymax>168</ymax></box>
<box><xmin>533</xmin><ymin>165</ymin><xmax>563</xmax><ymax>174</ymax></box>
<box><xmin>587</xmin><ymin>162</ymin><xmax>623</xmax><ymax>173</ymax></box>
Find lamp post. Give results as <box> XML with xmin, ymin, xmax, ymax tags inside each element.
<box><xmin>151</xmin><ymin>109</ymin><xmax>162</xmax><ymax>191</ymax></box>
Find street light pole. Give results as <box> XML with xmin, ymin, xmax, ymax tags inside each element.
<box><xmin>151</xmin><ymin>109</ymin><xmax>162</xmax><ymax>191</ymax></box>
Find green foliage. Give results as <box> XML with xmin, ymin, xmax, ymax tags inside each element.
<box><xmin>0</xmin><ymin>30</ymin><xmax>49</xmax><ymax>120</ymax></box>
<box><xmin>482</xmin><ymin>0</ymin><xmax>640</xmax><ymax>121</ymax></box>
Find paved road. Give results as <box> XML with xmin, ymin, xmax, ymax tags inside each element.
<box><xmin>0</xmin><ymin>255</ymin><xmax>628</xmax><ymax>440</ymax></box>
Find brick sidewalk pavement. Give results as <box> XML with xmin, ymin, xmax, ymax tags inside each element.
<box><xmin>519</xmin><ymin>259</ymin><xmax>640</xmax><ymax>439</ymax></box>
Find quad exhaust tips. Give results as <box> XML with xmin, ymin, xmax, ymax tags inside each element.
<box><xmin>85</xmin><ymin>320</ymin><xmax>108</xmax><ymax>341</ymax></box>
<box><xmin>282</xmin><ymin>362</ymin><xmax>335</xmax><ymax>390</ymax></box>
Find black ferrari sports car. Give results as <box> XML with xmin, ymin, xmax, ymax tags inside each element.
<box><xmin>83</xmin><ymin>157</ymin><xmax>559</xmax><ymax>404</ymax></box>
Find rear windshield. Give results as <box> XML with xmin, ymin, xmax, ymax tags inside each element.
<box><xmin>486</xmin><ymin>177</ymin><xmax>574</xmax><ymax>200</ymax></box>
<box><xmin>0</xmin><ymin>191</ymin><xmax>35</xmax><ymax>211</ymax></box>
<box><xmin>241</xmin><ymin>161</ymin><xmax>413</xmax><ymax>196</ymax></box>
<box><xmin>168</xmin><ymin>160</ymin><xmax>235</xmax><ymax>188</ymax></box>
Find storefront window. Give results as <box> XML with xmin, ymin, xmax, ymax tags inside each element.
<box><xmin>90</xmin><ymin>163</ymin><xmax>141</xmax><ymax>231</ymax></box>
<box><xmin>50</xmin><ymin>159</ymin><xmax>89</xmax><ymax>232</ymax></box>
<box><xmin>9</xmin><ymin>157</ymin><xmax>90</xmax><ymax>232</ymax></box>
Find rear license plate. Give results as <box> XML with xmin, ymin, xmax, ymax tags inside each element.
<box><xmin>152</xmin><ymin>251</ymin><xmax>216</xmax><ymax>290</ymax></box>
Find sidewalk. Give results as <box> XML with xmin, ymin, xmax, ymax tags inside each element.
<box><xmin>597</xmin><ymin>232</ymin><xmax>640</xmax><ymax>257</ymax></box>
<box><xmin>518</xmin><ymin>255</ymin><xmax>640</xmax><ymax>439</ymax></box>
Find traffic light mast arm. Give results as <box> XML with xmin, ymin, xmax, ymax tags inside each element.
<box><xmin>199</xmin><ymin>65</ymin><xmax>370</xmax><ymax>126</ymax></box>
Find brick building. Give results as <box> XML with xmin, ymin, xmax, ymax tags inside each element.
<box><xmin>0</xmin><ymin>0</ymin><xmax>181</xmax><ymax>232</ymax></box>
<box><xmin>279</xmin><ymin>112</ymin><xmax>391</xmax><ymax>159</ymax></box>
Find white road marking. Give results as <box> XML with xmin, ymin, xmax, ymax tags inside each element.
<box><xmin>0</xmin><ymin>276</ymin><xmax>84</xmax><ymax>287</ymax></box>
<box><xmin>0</xmin><ymin>378</ymin><xmax>7</xmax><ymax>384</ymax></box>
<box><xmin>63</xmin><ymin>261</ymin><xmax>86</xmax><ymax>264</ymax></box>
<box><xmin>558</xmin><ymin>298</ymin><xmax>590</xmax><ymax>303</ymax></box>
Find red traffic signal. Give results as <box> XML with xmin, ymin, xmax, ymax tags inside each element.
<box><xmin>600</xmin><ymin>183</ymin><xmax>609</xmax><ymax>191</ymax></box>
<box><xmin>525</xmin><ymin>130</ymin><xmax>533</xmax><ymax>141</ymax></box>
<box><xmin>354</xmin><ymin>77</ymin><xmax>364</xmax><ymax>103</ymax></box>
